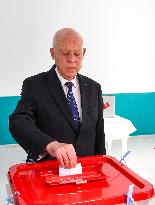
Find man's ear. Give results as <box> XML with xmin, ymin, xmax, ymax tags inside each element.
<box><xmin>83</xmin><ymin>48</ymin><xmax>86</xmax><ymax>57</ymax></box>
<box><xmin>50</xmin><ymin>48</ymin><xmax>55</xmax><ymax>60</ymax></box>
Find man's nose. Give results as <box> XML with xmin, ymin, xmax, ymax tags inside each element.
<box><xmin>67</xmin><ymin>54</ymin><xmax>77</xmax><ymax>63</ymax></box>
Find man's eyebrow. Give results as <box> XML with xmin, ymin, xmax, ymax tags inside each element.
<box><xmin>58</xmin><ymin>49</ymin><xmax>67</xmax><ymax>51</ymax></box>
<box><xmin>58</xmin><ymin>49</ymin><xmax>81</xmax><ymax>52</ymax></box>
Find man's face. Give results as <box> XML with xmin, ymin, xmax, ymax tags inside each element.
<box><xmin>50</xmin><ymin>35</ymin><xmax>86</xmax><ymax>80</ymax></box>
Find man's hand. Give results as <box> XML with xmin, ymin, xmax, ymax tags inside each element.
<box><xmin>45</xmin><ymin>141</ymin><xmax>77</xmax><ymax>168</ymax></box>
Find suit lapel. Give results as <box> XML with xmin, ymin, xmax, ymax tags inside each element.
<box><xmin>78</xmin><ymin>74</ymin><xmax>89</xmax><ymax>132</ymax></box>
<box><xmin>46</xmin><ymin>66</ymin><xmax>77</xmax><ymax>131</ymax></box>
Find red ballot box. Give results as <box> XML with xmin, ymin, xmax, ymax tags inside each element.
<box><xmin>8</xmin><ymin>155</ymin><xmax>154</xmax><ymax>205</ymax></box>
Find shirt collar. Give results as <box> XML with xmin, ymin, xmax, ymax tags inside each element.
<box><xmin>55</xmin><ymin>67</ymin><xmax>78</xmax><ymax>88</ymax></box>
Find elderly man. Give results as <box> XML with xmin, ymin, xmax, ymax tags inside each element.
<box><xmin>9</xmin><ymin>28</ymin><xmax>106</xmax><ymax>168</ymax></box>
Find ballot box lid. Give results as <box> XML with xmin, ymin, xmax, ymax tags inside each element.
<box><xmin>8</xmin><ymin>155</ymin><xmax>154</xmax><ymax>205</ymax></box>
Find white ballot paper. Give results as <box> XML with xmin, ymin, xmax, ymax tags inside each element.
<box><xmin>59</xmin><ymin>163</ymin><xmax>82</xmax><ymax>176</ymax></box>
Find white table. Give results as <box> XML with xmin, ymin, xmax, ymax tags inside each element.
<box><xmin>104</xmin><ymin>115</ymin><xmax>137</xmax><ymax>155</ymax></box>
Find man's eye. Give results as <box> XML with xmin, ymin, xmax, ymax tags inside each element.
<box><xmin>62</xmin><ymin>52</ymin><xmax>68</xmax><ymax>56</ymax></box>
<box><xmin>75</xmin><ymin>53</ymin><xmax>80</xmax><ymax>56</ymax></box>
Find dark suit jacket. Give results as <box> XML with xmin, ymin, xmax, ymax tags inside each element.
<box><xmin>9</xmin><ymin>65</ymin><xmax>106</xmax><ymax>161</ymax></box>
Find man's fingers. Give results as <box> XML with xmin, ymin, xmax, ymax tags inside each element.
<box><xmin>64</xmin><ymin>144</ymin><xmax>77</xmax><ymax>168</ymax></box>
<box><xmin>55</xmin><ymin>149</ymin><xmax>76</xmax><ymax>168</ymax></box>
<box><xmin>60</xmin><ymin>147</ymin><xmax>76</xmax><ymax>168</ymax></box>
<box><xmin>55</xmin><ymin>148</ymin><xmax>70</xmax><ymax>168</ymax></box>
<box><xmin>61</xmin><ymin>151</ymin><xmax>70</xmax><ymax>168</ymax></box>
<box><xmin>46</xmin><ymin>141</ymin><xmax>77</xmax><ymax>168</ymax></box>
<box><xmin>55</xmin><ymin>152</ymin><xmax>65</xmax><ymax>168</ymax></box>
<box><xmin>66</xmin><ymin>150</ymin><xmax>77</xmax><ymax>168</ymax></box>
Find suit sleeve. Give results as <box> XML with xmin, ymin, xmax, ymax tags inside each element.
<box><xmin>95</xmin><ymin>85</ymin><xmax>106</xmax><ymax>155</ymax></box>
<box><xmin>9</xmin><ymin>78</ymin><xmax>54</xmax><ymax>156</ymax></box>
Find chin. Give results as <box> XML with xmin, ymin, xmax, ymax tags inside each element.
<box><xmin>65</xmin><ymin>70</ymin><xmax>78</xmax><ymax>78</ymax></box>
<box><xmin>66</xmin><ymin>75</ymin><xmax>76</xmax><ymax>80</ymax></box>
<box><xmin>65</xmin><ymin>73</ymin><xmax>76</xmax><ymax>80</ymax></box>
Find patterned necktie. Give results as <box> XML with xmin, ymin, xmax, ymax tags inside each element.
<box><xmin>65</xmin><ymin>82</ymin><xmax>81</xmax><ymax>130</ymax></box>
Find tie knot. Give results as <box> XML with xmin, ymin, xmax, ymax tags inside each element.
<box><xmin>65</xmin><ymin>82</ymin><xmax>73</xmax><ymax>90</ymax></box>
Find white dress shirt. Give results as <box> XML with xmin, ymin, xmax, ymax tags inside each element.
<box><xmin>55</xmin><ymin>67</ymin><xmax>82</xmax><ymax>121</ymax></box>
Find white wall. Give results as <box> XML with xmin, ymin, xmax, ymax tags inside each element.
<box><xmin>0</xmin><ymin>0</ymin><xmax>154</xmax><ymax>96</ymax></box>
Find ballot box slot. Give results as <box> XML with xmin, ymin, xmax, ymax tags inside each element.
<box><xmin>40</xmin><ymin>164</ymin><xmax>106</xmax><ymax>186</ymax></box>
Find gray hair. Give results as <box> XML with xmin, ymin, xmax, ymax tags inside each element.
<box><xmin>52</xmin><ymin>28</ymin><xmax>83</xmax><ymax>47</ymax></box>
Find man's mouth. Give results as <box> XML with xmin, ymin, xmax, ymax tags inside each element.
<box><xmin>66</xmin><ymin>67</ymin><xmax>76</xmax><ymax>70</ymax></box>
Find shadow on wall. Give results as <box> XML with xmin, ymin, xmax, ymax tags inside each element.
<box><xmin>0</xmin><ymin>92</ymin><xmax>155</xmax><ymax>144</ymax></box>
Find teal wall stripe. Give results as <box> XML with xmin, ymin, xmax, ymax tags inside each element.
<box><xmin>0</xmin><ymin>96</ymin><xmax>19</xmax><ymax>144</ymax></box>
<box><xmin>0</xmin><ymin>92</ymin><xmax>155</xmax><ymax>144</ymax></box>
<box><xmin>113</xmin><ymin>92</ymin><xmax>155</xmax><ymax>135</ymax></box>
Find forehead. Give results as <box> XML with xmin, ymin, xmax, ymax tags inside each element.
<box><xmin>56</xmin><ymin>34</ymin><xmax>83</xmax><ymax>50</ymax></box>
